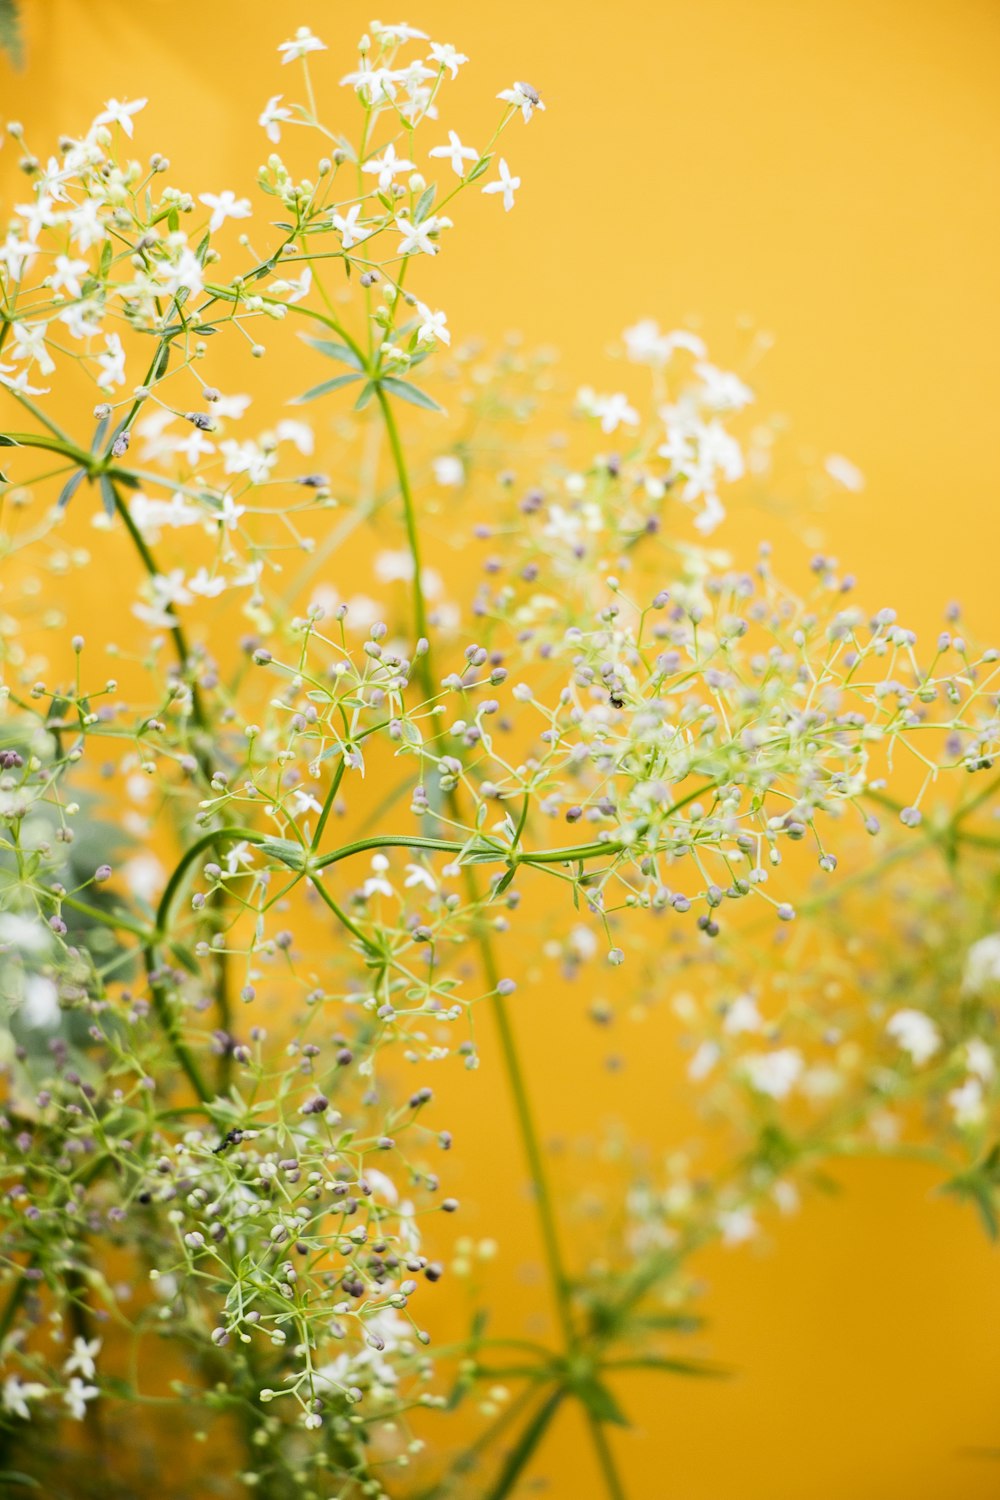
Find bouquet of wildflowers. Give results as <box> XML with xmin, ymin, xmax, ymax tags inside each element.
<box><xmin>0</xmin><ymin>20</ymin><xmax>998</xmax><ymax>1499</ymax></box>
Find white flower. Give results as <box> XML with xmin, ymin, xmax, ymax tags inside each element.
<box><xmin>415</xmin><ymin>302</ymin><xmax>449</xmax><ymax>345</ymax></box>
<box><xmin>966</xmin><ymin>1039</ymin><xmax>996</xmax><ymax>1083</ymax></box>
<box><xmin>623</xmin><ymin>319</ymin><xmax>706</xmax><ymax>366</ymax></box>
<box><xmin>199</xmin><ymin>190</ymin><xmax>252</xmax><ymax>233</ymax></box>
<box><xmin>11</xmin><ymin>321</ymin><xmax>55</xmax><ymax>375</ymax></box>
<box><xmin>2</xmin><ymin>1376</ymin><xmax>46</xmax><ymax>1421</ymax></box>
<box><xmin>429</xmin><ymin>130</ymin><xmax>477</xmax><ymax>177</ymax></box>
<box><xmin>948</xmin><ymin>1077</ymin><xmax>987</xmax><ymax>1128</ymax></box>
<box><xmin>187</xmin><ymin>568</ymin><xmax>226</xmax><ymax>598</ymax></box>
<box><xmin>482</xmin><ymin>158</ymin><xmax>520</xmax><ymax>212</ymax></box>
<box><xmin>741</xmin><ymin>1048</ymin><xmax>803</xmax><ymax>1100</ymax></box>
<box><xmin>93</xmin><ymin>97</ymin><xmax>147</xmax><ymax>137</ymax></box>
<box><xmin>340</xmin><ymin>63</ymin><xmax>405</xmax><ymax>102</ymax></box>
<box><xmin>688</xmin><ymin>1040</ymin><xmax>720</xmax><ymax>1082</ymax></box>
<box><xmin>275</xmin><ymin>418</ymin><xmax>314</xmax><ymax>454</ymax></box>
<box><xmin>432</xmin><ymin>454</ymin><xmax>464</xmax><ymax>487</ymax></box>
<box><xmin>278</xmin><ymin>27</ymin><xmax>326</xmax><ymax>64</ymax></box>
<box><xmin>331</xmin><ymin>204</ymin><xmax>374</xmax><ymax>249</ymax></box>
<box><xmin>824</xmin><ymin>453</ymin><xmax>865</xmax><ymax>492</ymax></box>
<box><xmin>363</xmin><ymin>142</ymin><xmax>415</xmax><ymax>192</ymax></box>
<box><xmin>225</xmin><ymin>841</ymin><xmax>255</xmax><ymax>875</ymax></box>
<box><xmin>429</xmin><ymin>42</ymin><xmax>469</xmax><ymax>78</ymax></box>
<box><xmin>693</xmin><ymin>361</ymin><xmax>753</xmax><ymax>412</ymax></box>
<box><xmin>95</xmin><ymin>332</ymin><xmax>126</xmax><ymax>391</ymax></box>
<box><xmin>20</xmin><ymin>974</ymin><xmax>59</xmax><ymax>1028</ymax></box>
<box><xmin>371</xmin><ymin>21</ymin><xmax>427</xmax><ymax>42</ymax></box>
<box><xmin>64</xmin><ymin>1337</ymin><xmax>101</xmax><ymax>1381</ymax></box>
<box><xmin>404</xmin><ymin>863</ymin><xmax>437</xmax><ymax>892</ymax></box>
<box><xmin>394</xmin><ymin>214</ymin><xmax>440</xmax><ymax>256</ymax></box>
<box><xmin>963</xmin><ymin>933</ymin><xmax>1000</xmax><ymax>995</ymax></box>
<box><xmin>259</xmin><ymin>94</ymin><xmax>292</xmax><ymax>143</ymax></box>
<box><xmin>579</xmin><ymin>389</ymin><xmax>638</xmax><ymax>434</ymax></box>
<box><xmin>67</xmin><ymin>198</ymin><xmax>107</xmax><ymax>251</ymax></box>
<box><xmin>63</xmin><ymin>1377</ymin><xmax>98</xmax><ymax>1421</ymax></box>
<box><xmin>49</xmin><ymin>255</ymin><xmax>89</xmax><ymax>298</ymax></box>
<box><xmin>723</xmin><ymin>994</ymin><xmax>762</xmax><ymax>1035</ymax></box>
<box><xmin>497</xmin><ymin>81</ymin><xmax>545</xmax><ymax>122</ymax></box>
<box><xmin>718</xmin><ymin>1207</ymin><xmax>757</xmax><ymax>1245</ymax></box>
<box><xmin>885</xmin><ymin>1008</ymin><xmax>941</xmax><ymax>1066</ymax></box>
<box><xmin>271</xmin><ymin>267</ymin><xmax>312</xmax><ymax>304</ymax></box>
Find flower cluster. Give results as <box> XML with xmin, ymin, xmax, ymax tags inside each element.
<box><xmin>0</xmin><ymin>19</ymin><xmax>998</xmax><ymax>1500</ymax></box>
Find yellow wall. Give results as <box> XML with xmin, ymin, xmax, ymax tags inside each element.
<box><xmin>3</xmin><ymin>2</ymin><xmax>1000</xmax><ymax>1495</ymax></box>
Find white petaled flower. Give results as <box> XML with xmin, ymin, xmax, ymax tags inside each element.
<box><xmin>948</xmin><ymin>1077</ymin><xmax>987</xmax><ymax>1128</ymax></box>
<box><xmin>199</xmin><ymin>190</ymin><xmax>252</xmax><ymax>233</ymax></box>
<box><xmin>429</xmin><ymin>42</ymin><xmax>469</xmax><ymax>78</ymax></box>
<box><xmin>962</xmin><ymin>933</ymin><xmax>1000</xmax><ymax>995</ymax></box>
<box><xmin>21</xmin><ymin>974</ymin><xmax>60</xmax><ymax>1028</ymax></box>
<box><xmin>497</xmin><ymin>81</ymin><xmax>545</xmax><ymax>122</ymax></box>
<box><xmin>718</xmin><ymin>1207</ymin><xmax>757</xmax><ymax>1246</ymax></box>
<box><xmin>49</xmin><ymin>255</ymin><xmax>89</xmax><ymax>298</ymax></box>
<box><xmin>824</xmin><ymin>453</ymin><xmax>865</xmax><ymax>492</ymax></box>
<box><xmin>340</xmin><ymin>62</ymin><xmax>404</xmax><ymax>103</ymax></box>
<box><xmin>693</xmin><ymin>361</ymin><xmax>754</xmax><ymax>412</ymax></box>
<box><xmin>64</xmin><ymin>1378</ymin><xmax>98</xmax><ymax>1421</ymax></box>
<box><xmin>2</xmin><ymin>1376</ymin><xmax>46</xmax><ymax>1421</ymax></box>
<box><xmin>224</xmin><ymin>841</ymin><xmax>255</xmax><ymax>875</ymax></box>
<box><xmin>96</xmin><ymin>332</ymin><xmax>126</xmax><ymax>391</ymax></box>
<box><xmin>11</xmin><ymin>320</ymin><xmax>55</xmax><ymax>375</ymax></box>
<box><xmin>187</xmin><ymin>567</ymin><xmax>227</xmax><ymax>598</ymax></box>
<box><xmin>259</xmin><ymin>94</ymin><xmax>293</xmax><ymax>143</ymax></box>
<box><xmin>579</xmin><ymin>390</ymin><xmax>639</xmax><ymax>435</ymax></box>
<box><xmin>741</xmin><ymin>1048</ymin><xmax>804</xmax><ymax>1100</ymax></box>
<box><xmin>394</xmin><ymin>214</ymin><xmax>440</xmax><ymax>256</ymax></box>
<box><xmin>723</xmin><ymin>994</ymin><xmax>762</xmax><ymax>1035</ymax></box>
<box><xmin>885</xmin><ymin>1008</ymin><xmax>941</xmax><ymax>1066</ymax></box>
<box><xmin>331</xmin><ymin>204</ymin><xmax>374</xmax><ymax>249</ymax></box>
<box><xmin>688</xmin><ymin>1040</ymin><xmax>720</xmax><ymax>1082</ymax></box>
<box><xmin>432</xmin><ymin>454</ymin><xmax>464</xmax><ymax>487</ymax></box>
<box><xmin>415</xmin><ymin>302</ymin><xmax>449</xmax><ymax>345</ymax></box>
<box><xmin>404</xmin><ymin>863</ymin><xmax>437</xmax><ymax>892</ymax></box>
<box><xmin>966</xmin><ymin>1039</ymin><xmax>996</xmax><ymax>1082</ymax></box>
<box><xmin>63</xmin><ymin>1337</ymin><xmax>101</xmax><ymax>1381</ymax></box>
<box><xmin>428</xmin><ymin>130</ymin><xmax>477</xmax><ymax>178</ymax></box>
<box><xmin>482</xmin><ymin>158</ymin><xmax>520</xmax><ymax>212</ymax></box>
<box><xmin>623</xmin><ymin>319</ymin><xmax>706</xmax><ymax>366</ymax></box>
<box><xmin>362</xmin><ymin>143</ymin><xmax>415</xmax><ymax>192</ymax></box>
<box><xmin>278</xmin><ymin>27</ymin><xmax>326</xmax><ymax>64</ymax></box>
<box><xmin>93</xmin><ymin>97</ymin><xmax>147</xmax><ymax>137</ymax></box>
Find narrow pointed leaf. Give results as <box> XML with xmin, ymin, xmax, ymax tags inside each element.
<box><xmin>294</xmin><ymin>372</ymin><xmax>363</xmax><ymax>403</ymax></box>
<box><xmin>484</xmin><ymin>1387</ymin><xmax>564</xmax><ymax>1500</ymax></box>
<box><xmin>303</xmin><ymin>337</ymin><xmax>365</xmax><ymax>371</ymax></box>
<box><xmin>57</xmin><ymin>469</ymin><xmax>87</xmax><ymax>509</ymax></box>
<box><xmin>380</xmin><ymin>376</ymin><xmax>444</xmax><ymax>413</ymax></box>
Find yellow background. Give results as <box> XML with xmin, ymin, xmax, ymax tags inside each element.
<box><xmin>3</xmin><ymin>2</ymin><xmax>1000</xmax><ymax>1496</ymax></box>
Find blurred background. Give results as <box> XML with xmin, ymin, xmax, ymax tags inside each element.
<box><xmin>2</xmin><ymin>1</ymin><xmax>1000</xmax><ymax>1495</ymax></box>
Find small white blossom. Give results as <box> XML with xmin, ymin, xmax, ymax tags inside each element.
<box><xmin>63</xmin><ymin>1337</ymin><xmax>101</xmax><ymax>1381</ymax></box>
<box><xmin>363</xmin><ymin>142</ymin><xmax>415</xmax><ymax>192</ymax></box>
<box><xmin>429</xmin><ymin>42</ymin><xmax>469</xmax><ymax>78</ymax></box>
<box><xmin>93</xmin><ymin>97</ymin><xmax>147</xmax><ymax>137</ymax></box>
<box><xmin>63</xmin><ymin>1377</ymin><xmax>99</xmax><ymax>1421</ymax></box>
<box><xmin>482</xmin><ymin>158</ymin><xmax>520</xmax><ymax>212</ymax></box>
<box><xmin>963</xmin><ymin>933</ymin><xmax>1000</xmax><ymax>995</ymax></box>
<box><xmin>199</xmin><ymin>190</ymin><xmax>252</xmax><ymax>233</ymax></box>
<box><xmin>886</xmin><ymin>1008</ymin><xmax>941</xmax><ymax>1066</ymax></box>
<box><xmin>415</xmin><ymin>301</ymin><xmax>449</xmax><ymax>345</ymax></box>
<box><xmin>428</xmin><ymin>130</ymin><xmax>477</xmax><ymax>177</ymax></box>
<box><xmin>741</xmin><ymin>1048</ymin><xmax>803</xmax><ymax>1100</ymax></box>
<box><xmin>259</xmin><ymin>94</ymin><xmax>292</xmax><ymax>143</ymax></box>
<box><xmin>498</xmin><ymin>81</ymin><xmax>545</xmax><ymax>122</ymax></box>
<box><xmin>278</xmin><ymin>27</ymin><xmax>326</xmax><ymax>64</ymax></box>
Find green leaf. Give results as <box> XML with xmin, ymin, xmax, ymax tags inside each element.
<box><xmin>294</xmin><ymin>372</ymin><xmax>363</xmax><ymax>403</ymax></box>
<box><xmin>354</xmin><ymin>380</ymin><xmax>376</xmax><ymax>411</ymax></box>
<box><xmin>255</xmin><ymin>837</ymin><xmax>306</xmax><ymax>871</ymax></box>
<box><xmin>303</xmin><ymin>336</ymin><xmax>365</xmax><ymax>371</ymax></box>
<box><xmin>0</xmin><ymin>433</ymin><xmax>21</xmax><ymax>446</ymax></box>
<box><xmin>98</xmin><ymin>473</ymin><xmax>118</xmax><ymax>519</ymax></box>
<box><xmin>414</xmin><ymin>182</ymin><xmax>437</xmax><ymax>223</ymax></box>
<box><xmin>484</xmin><ymin>1388</ymin><xmax>564</xmax><ymax>1500</ymax></box>
<box><xmin>574</xmin><ymin>1375</ymin><xmax>629</xmax><ymax>1427</ymax></box>
<box><xmin>0</xmin><ymin>0</ymin><xmax>25</xmax><ymax>69</ymax></box>
<box><xmin>467</xmin><ymin>154</ymin><xmax>493</xmax><ymax>183</ymax></box>
<box><xmin>380</xmin><ymin>376</ymin><xmax>444</xmax><ymax>413</ymax></box>
<box><xmin>57</xmin><ymin>469</ymin><xmax>87</xmax><ymax>509</ymax></box>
